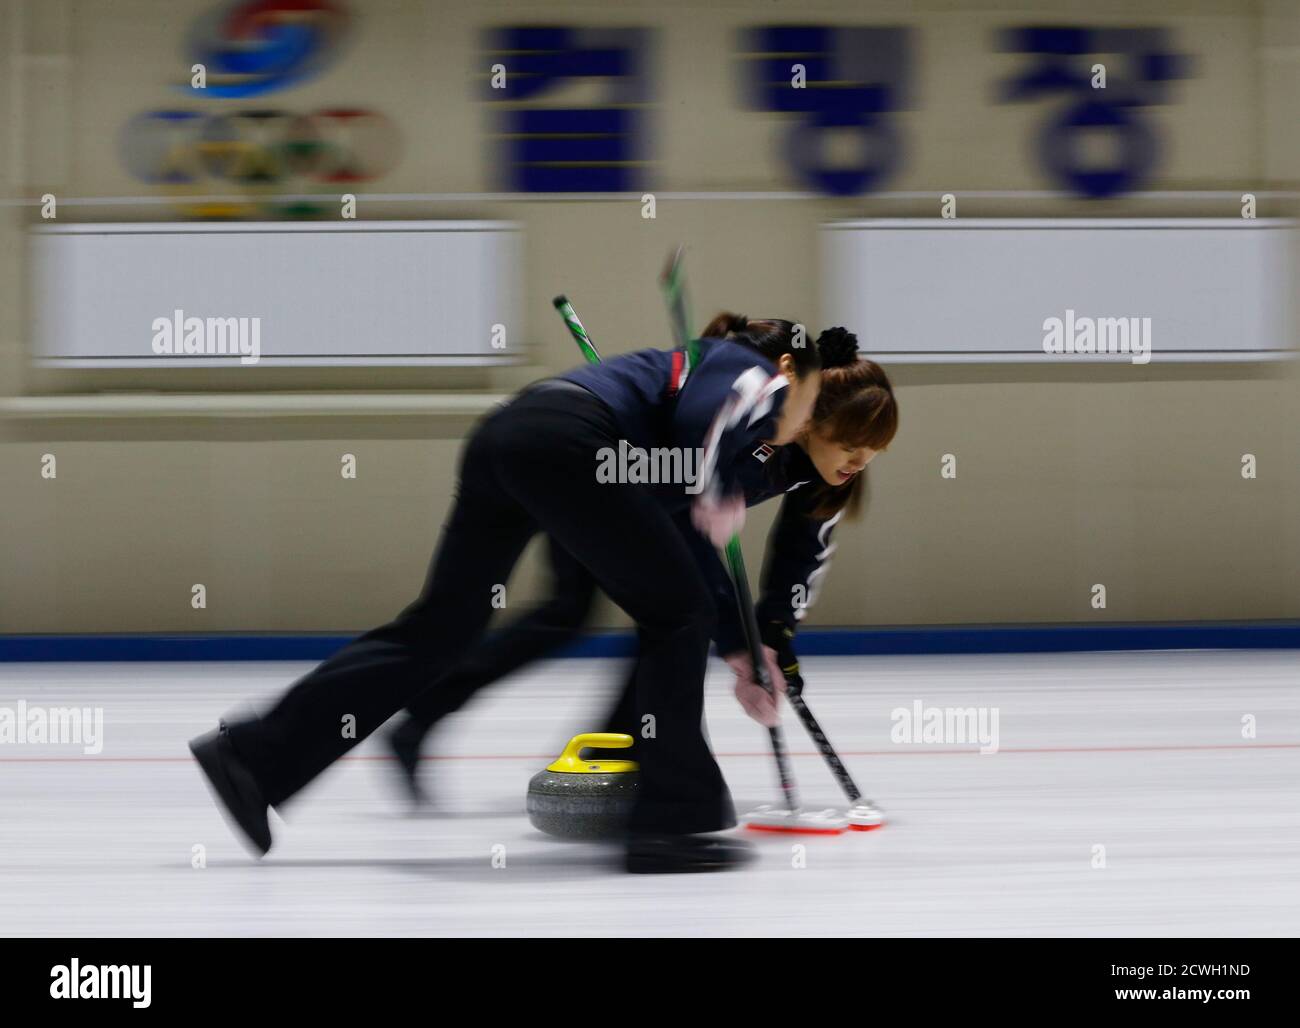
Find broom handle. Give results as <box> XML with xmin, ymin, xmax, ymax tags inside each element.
<box><xmin>786</xmin><ymin>690</ymin><xmax>862</xmax><ymax>803</ymax></box>
<box><xmin>662</xmin><ymin>251</ymin><xmax>803</xmax><ymax>813</ymax></box>
<box><xmin>724</xmin><ymin>537</ymin><xmax>801</xmax><ymax>812</ymax></box>
<box><xmin>552</xmin><ymin>296</ymin><xmax>602</xmax><ymax>365</ymax></box>
<box><xmin>660</xmin><ymin>250</ymin><xmax>803</xmax><ymax>811</ymax></box>
<box><xmin>555</xmin><ymin>283</ymin><xmax>802</xmax><ymax>813</ymax></box>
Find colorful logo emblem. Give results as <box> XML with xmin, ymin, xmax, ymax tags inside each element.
<box><xmin>119</xmin><ymin>107</ymin><xmax>400</xmax><ymax>217</ymax></box>
<box><xmin>183</xmin><ymin>0</ymin><xmax>350</xmax><ymax>98</ymax></box>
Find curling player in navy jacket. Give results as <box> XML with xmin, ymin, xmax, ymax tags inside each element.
<box><xmin>189</xmin><ymin>314</ymin><xmax>822</xmax><ymax>874</ymax></box>
<box><xmin>387</xmin><ymin>324</ymin><xmax>899</xmax><ymax>798</ymax></box>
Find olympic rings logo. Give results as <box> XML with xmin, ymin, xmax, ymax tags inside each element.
<box><xmin>183</xmin><ymin>0</ymin><xmax>350</xmax><ymax>99</ymax></box>
<box><xmin>120</xmin><ymin>108</ymin><xmax>400</xmax><ymax>185</ymax></box>
<box><xmin>119</xmin><ymin>108</ymin><xmax>402</xmax><ymax>217</ymax></box>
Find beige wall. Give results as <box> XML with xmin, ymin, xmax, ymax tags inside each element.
<box><xmin>1</xmin><ymin>0</ymin><xmax>1296</xmax><ymax>633</ymax></box>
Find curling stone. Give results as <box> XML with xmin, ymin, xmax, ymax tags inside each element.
<box><xmin>526</xmin><ymin>733</ymin><xmax>639</xmax><ymax>840</ymax></box>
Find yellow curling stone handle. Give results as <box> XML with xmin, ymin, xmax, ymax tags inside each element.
<box><xmin>546</xmin><ymin>733</ymin><xmax>639</xmax><ymax>774</ymax></box>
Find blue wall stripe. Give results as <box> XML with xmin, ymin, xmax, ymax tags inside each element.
<box><xmin>1</xmin><ymin>622</ymin><xmax>1298</xmax><ymax>662</ymax></box>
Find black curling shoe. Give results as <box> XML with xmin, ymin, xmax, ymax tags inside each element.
<box><xmin>188</xmin><ymin>722</ymin><xmax>272</xmax><ymax>857</ymax></box>
<box><xmin>386</xmin><ymin>718</ymin><xmax>430</xmax><ymax>807</ymax></box>
<box><xmin>624</xmin><ymin>832</ymin><xmax>757</xmax><ymax>874</ymax></box>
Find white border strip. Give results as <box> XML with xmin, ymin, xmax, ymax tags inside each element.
<box><xmin>29</xmin><ymin>219</ymin><xmax>519</xmax><ymax>234</ymax></box>
<box><xmin>826</xmin><ymin>217</ymin><xmax>1297</xmax><ymax>229</ymax></box>
<box><xmin>0</xmin><ymin>392</ymin><xmax>510</xmax><ymax>419</ymax></box>
<box><xmin>868</xmin><ymin>351</ymin><xmax>1294</xmax><ymax>364</ymax></box>
<box><xmin>4</xmin><ymin>191</ymin><xmax>1300</xmax><ymax>207</ymax></box>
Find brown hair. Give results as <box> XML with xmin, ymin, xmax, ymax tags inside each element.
<box><xmin>804</xmin><ymin>329</ymin><xmax>899</xmax><ymax>519</ymax></box>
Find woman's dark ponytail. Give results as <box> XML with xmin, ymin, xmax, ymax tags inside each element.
<box><xmin>701</xmin><ymin>311</ymin><xmax>820</xmax><ymax>378</ymax></box>
<box><xmin>701</xmin><ymin>312</ymin><xmax>750</xmax><ymax>339</ymax></box>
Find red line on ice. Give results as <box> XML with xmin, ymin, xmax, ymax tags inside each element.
<box><xmin>1</xmin><ymin>741</ymin><xmax>1299</xmax><ymax>763</ymax></box>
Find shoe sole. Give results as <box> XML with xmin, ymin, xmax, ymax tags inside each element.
<box><xmin>189</xmin><ymin>734</ymin><xmax>271</xmax><ymax>857</ymax></box>
<box><xmin>387</xmin><ymin>733</ymin><xmax>431</xmax><ymax>808</ymax></box>
<box><xmin>625</xmin><ymin>847</ymin><xmax>756</xmax><ymax>874</ymax></box>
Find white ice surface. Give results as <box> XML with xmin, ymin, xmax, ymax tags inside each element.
<box><xmin>1</xmin><ymin>650</ymin><xmax>1297</xmax><ymax>937</ymax></box>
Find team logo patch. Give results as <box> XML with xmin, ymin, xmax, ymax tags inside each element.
<box><xmin>752</xmin><ymin>443</ymin><xmax>774</xmax><ymax>463</ymax></box>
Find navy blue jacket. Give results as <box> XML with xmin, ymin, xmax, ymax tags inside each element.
<box><xmin>559</xmin><ymin>338</ymin><xmax>789</xmax><ymax>510</ymax></box>
<box><xmin>561</xmin><ymin>338</ymin><xmax>840</xmax><ymax>654</ymax></box>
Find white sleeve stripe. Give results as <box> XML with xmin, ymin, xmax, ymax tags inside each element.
<box><xmin>725</xmin><ymin>366</ymin><xmax>770</xmax><ymax>428</ymax></box>
<box><xmin>746</xmin><ymin>375</ymin><xmax>788</xmax><ymax>428</ymax></box>
<box><xmin>817</xmin><ymin>509</ymin><xmax>844</xmax><ymax>547</ymax></box>
<box><xmin>696</xmin><ymin>396</ymin><xmax>734</xmax><ymax>495</ymax></box>
<box><xmin>795</xmin><ymin>511</ymin><xmax>844</xmax><ymax>619</ymax></box>
<box><xmin>797</xmin><ymin>562</ymin><xmax>831</xmax><ymax>621</ymax></box>
<box><xmin>698</xmin><ymin>367</ymin><xmax>783</xmax><ymax>496</ymax></box>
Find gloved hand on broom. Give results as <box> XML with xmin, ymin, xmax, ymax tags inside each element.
<box><xmin>759</xmin><ymin>620</ymin><xmax>804</xmax><ymax>699</ymax></box>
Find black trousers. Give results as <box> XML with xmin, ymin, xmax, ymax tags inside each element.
<box><xmin>399</xmin><ymin>535</ymin><xmax>603</xmax><ymax>734</ymax></box>
<box><xmin>226</xmin><ymin>384</ymin><xmax>735</xmax><ymax>835</ymax></box>
<box><xmin>397</xmin><ymin>536</ymin><xmax>649</xmax><ymax>756</ymax></box>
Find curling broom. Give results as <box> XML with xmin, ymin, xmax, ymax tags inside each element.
<box><xmin>658</xmin><ymin>249</ymin><xmax>847</xmax><ymax>835</ymax></box>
